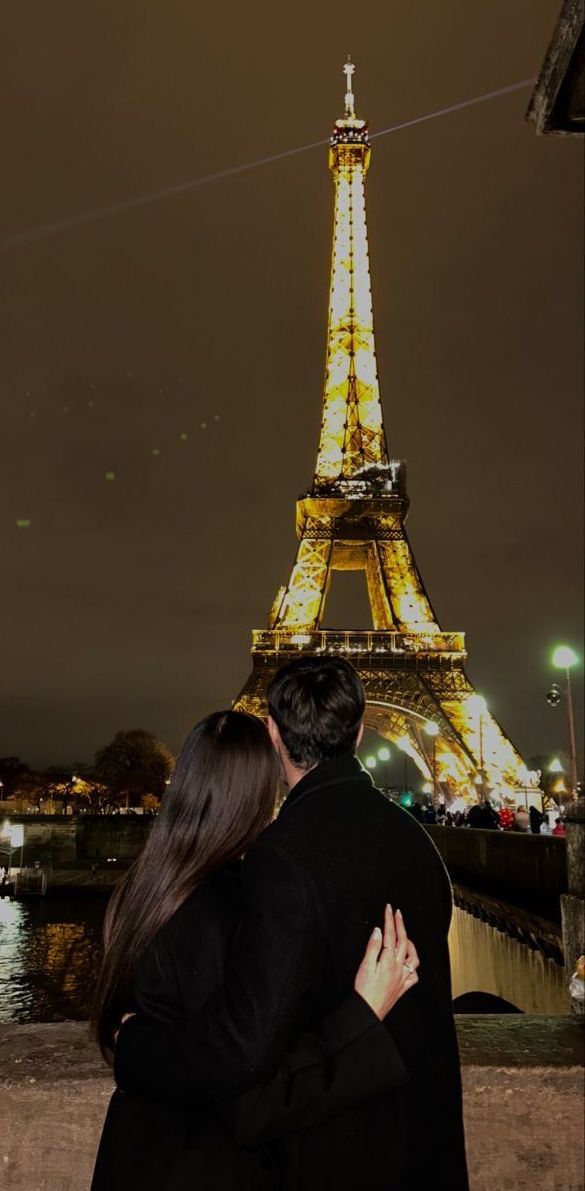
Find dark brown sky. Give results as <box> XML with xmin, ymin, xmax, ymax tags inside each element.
<box><xmin>1</xmin><ymin>0</ymin><xmax>583</xmax><ymax>769</ymax></box>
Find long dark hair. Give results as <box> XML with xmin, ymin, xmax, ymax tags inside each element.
<box><xmin>92</xmin><ymin>710</ymin><xmax>278</xmax><ymax>1061</ymax></box>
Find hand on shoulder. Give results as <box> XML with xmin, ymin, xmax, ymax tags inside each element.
<box><xmin>354</xmin><ymin>906</ymin><xmax>419</xmax><ymax>1019</ymax></box>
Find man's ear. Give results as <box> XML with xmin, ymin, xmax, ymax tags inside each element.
<box><xmin>356</xmin><ymin>721</ymin><xmax>365</xmax><ymax>750</ymax></box>
<box><xmin>267</xmin><ymin>715</ymin><xmax>281</xmax><ymax>751</ymax></box>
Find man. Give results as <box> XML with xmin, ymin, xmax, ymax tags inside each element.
<box><xmin>116</xmin><ymin>657</ymin><xmax>468</xmax><ymax>1189</ymax></box>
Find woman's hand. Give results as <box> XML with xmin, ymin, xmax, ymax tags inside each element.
<box><xmin>354</xmin><ymin>905</ymin><xmax>419</xmax><ymax>1020</ymax></box>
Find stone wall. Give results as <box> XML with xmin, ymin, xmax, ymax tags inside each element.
<box><xmin>3</xmin><ymin>817</ymin><xmax>569</xmax><ymax>913</ymax></box>
<box><xmin>0</xmin><ymin>1017</ymin><xmax>583</xmax><ymax>1191</ymax></box>
<box><xmin>1</xmin><ymin>815</ymin><xmax>152</xmax><ymax>868</ymax></box>
<box><xmin>426</xmin><ymin>825</ymin><xmax>567</xmax><ymax>919</ymax></box>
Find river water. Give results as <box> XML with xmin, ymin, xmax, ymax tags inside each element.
<box><xmin>0</xmin><ymin>893</ymin><xmax>567</xmax><ymax>1023</ymax></box>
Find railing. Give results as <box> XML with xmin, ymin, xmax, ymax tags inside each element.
<box><xmin>252</xmin><ymin>629</ymin><xmax>465</xmax><ymax>655</ymax></box>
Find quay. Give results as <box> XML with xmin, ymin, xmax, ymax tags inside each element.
<box><xmin>0</xmin><ymin>1016</ymin><xmax>583</xmax><ymax>1190</ymax></box>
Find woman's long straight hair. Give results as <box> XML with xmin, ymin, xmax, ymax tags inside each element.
<box><xmin>92</xmin><ymin>710</ymin><xmax>278</xmax><ymax>1061</ymax></box>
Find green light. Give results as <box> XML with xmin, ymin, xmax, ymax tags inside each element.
<box><xmin>552</xmin><ymin>645</ymin><xmax>578</xmax><ymax>670</ymax></box>
<box><xmin>399</xmin><ymin>792</ymin><xmax>413</xmax><ymax>808</ymax></box>
<box><xmin>365</xmin><ymin>755</ymin><xmax>377</xmax><ymax>770</ymax></box>
<box><xmin>16</xmin><ymin>519</ymin><xmax>31</xmax><ymax>529</ymax></box>
<box><xmin>548</xmin><ymin>757</ymin><xmax>563</xmax><ymax>773</ymax></box>
<box><xmin>378</xmin><ymin>746</ymin><xmax>390</xmax><ymax>761</ymax></box>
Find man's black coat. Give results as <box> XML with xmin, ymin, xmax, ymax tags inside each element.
<box><xmin>117</xmin><ymin>756</ymin><xmax>469</xmax><ymax>1190</ymax></box>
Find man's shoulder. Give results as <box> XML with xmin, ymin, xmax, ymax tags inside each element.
<box><xmin>261</xmin><ymin>781</ymin><xmax>446</xmax><ymax>879</ymax></box>
<box><xmin>242</xmin><ymin>823</ymin><xmax>316</xmax><ymax>889</ymax></box>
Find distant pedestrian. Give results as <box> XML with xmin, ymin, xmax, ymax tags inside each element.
<box><xmin>529</xmin><ymin>806</ymin><xmax>544</xmax><ymax>835</ymax></box>
<box><xmin>478</xmin><ymin>802</ymin><xmax>500</xmax><ymax>831</ymax></box>
<box><xmin>467</xmin><ymin>803</ymin><xmax>483</xmax><ymax>829</ymax></box>
<box><xmin>552</xmin><ymin>817</ymin><xmax>566</xmax><ymax>838</ymax></box>
<box><xmin>498</xmin><ymin>807</ymin><xmax>515</xmax><ymax>831</ymax></box>
<box><xmin>514</xmin><ymin>806</ymin><xmax>530</xmax><ymax>833</ymax></box>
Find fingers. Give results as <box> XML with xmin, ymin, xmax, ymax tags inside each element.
<box><xmin>393</xmin><ymin>909</ymin><xmax>408</xmax><ymax>968</ymax></box>
<box><xmin>404</xmin><ymin>938</ymin><xmax>420</xmax><ymax>971</ymax></box>
<box><xmin>364</xmin><ymin>924</ymin><xmax>383</xmax><ymax>967</ymax></box>
<box><xmin>383</xmin><ymin>904</ymin><xmax>396</xmax><ymax>953</ymax></box>
<box><xmin>394</xmin><ymin>907</ymin><xmax>408</xmax><ymax>951</ymax></box>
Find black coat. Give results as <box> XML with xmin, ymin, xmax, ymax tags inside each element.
<box><xmin>116</xmin><ymin>757</ymin><xmax>469</xmax><ymax>1191</ymax></box>
<box><xmin>93</xmin><ymin>864</ymin><xmax>407</xmax><ymax>1191</ymax></box>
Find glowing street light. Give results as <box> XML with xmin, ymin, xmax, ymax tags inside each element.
<box><xmin>548</xmin><ymin>757</ymin><xmax>563</xmax><ymax>774</ymax></box>
<box><xmin>552</xmin><ymin>645</ymin><xmax>578</xmax><ymax>670</ymax></box>
<box><xmin>466</xmin><ymin>694</ymin><xmax>487</xmax><ymax>800</ymax></box>
<box><xmin>365</xmin><ymin>755</ymin><xmax>377</xmax><ymax>770</ymax></box>
<box><xmin>378</xmin><ymin>746</ymin><xmax>391</xmax><ymax>762</ymax></box>
<box><xmin>0</xmin><ymin>821</ymin><xmax>24</xmax><ymax>872</ymax></box>
<box><xmin>551</xmin><ymin>645</ymin><xmax>579</xmax><ymax>797</ymax></box>
<box><xmin>424</xmin><ymin>721</ymin><xmax>440</xmax><ymax>807</ymax></box>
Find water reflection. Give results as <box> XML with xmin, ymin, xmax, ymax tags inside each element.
<box><xmin>0</xmin><ymin>896</ymin><xmax>104</xmax><ymax>1022</ymax></box>
<box><xmin>0</xmin><ymin>896</ymin><xmax>567</xmax><ymax>1022</ymax></box>
<box><xmin>449</xmin><ymin>906</ymin><xmax>566</xmax><ymax>1014</ymax></box>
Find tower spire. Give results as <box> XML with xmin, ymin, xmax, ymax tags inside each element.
<box><xmin>314</xmin><ymin>59</ymin><xmax>389</xmax><ymax>491</ymax></box>
<box><xmin>343</xmin><ymin>55</ymin><xmax>356</xmax><ymax>118</ymax></box>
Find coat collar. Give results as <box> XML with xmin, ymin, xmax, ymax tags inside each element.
<box><xmin>279</xmin><ymin>755</ymin><xmax>372</xmax><ymax>817</ymax></box>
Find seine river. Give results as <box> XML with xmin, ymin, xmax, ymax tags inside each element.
<box><xmin>0</xmin><ymin>893</ymin><xmax>567</xmax><ymax>1023</ymax></box>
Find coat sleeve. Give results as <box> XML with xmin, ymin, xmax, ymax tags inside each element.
<box><xmin>220</xmin><ymin>991</ymin><xmax>408</xmax><ymax>1147</ymax></box>
<box><xmin>115</xmin><ymin>839</ymin><xmax>378</xmax><ymax>1105</ymax></box>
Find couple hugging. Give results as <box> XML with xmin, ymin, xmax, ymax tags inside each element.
<box><xmin>91</xmin><ymin>656</ymin><xmax>468</xmax><ymax>1190</ymax></box>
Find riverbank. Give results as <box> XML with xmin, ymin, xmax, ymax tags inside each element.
<box><xmin>1</xmin><ymin>1017</ymin><xmax>583</xmax><ymax>1191</ymax></box>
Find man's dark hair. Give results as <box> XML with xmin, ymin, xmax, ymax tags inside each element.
<box><xmin>267</xmin><ymin>656</ymin><xmax>366</xmax><ymax>768</ymax></box>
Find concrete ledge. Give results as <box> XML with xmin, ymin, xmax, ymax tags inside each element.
<box><xmin>0</xmin><ymin>1019</ymin><xmax>583</xmax><ymax>1191</ymax></box>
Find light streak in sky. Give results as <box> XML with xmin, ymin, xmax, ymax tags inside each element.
<box><xmin>3</xmin><ymin>79</ymin><xmax>536</xmax><ymax>249</ymax></box>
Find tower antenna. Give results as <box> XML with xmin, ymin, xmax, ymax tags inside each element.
<box><xmin>344</xmin><ymin>55</ymin><xmax>356</xmax><ymax>118</ymax></box>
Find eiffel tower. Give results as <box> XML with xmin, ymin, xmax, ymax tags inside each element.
<box><xmin>237</xmin><ymin>60</ymin><xmax>532</xmax><ymax>803</ymax></box>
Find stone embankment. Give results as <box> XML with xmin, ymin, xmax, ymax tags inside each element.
<box><xmin>0</xmin><ymin>1017</ymin><xmax>583</xmax><ymax>1191</ymax></box>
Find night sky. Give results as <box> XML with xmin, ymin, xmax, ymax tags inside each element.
<box><xmin>1</xmin><ymin>1</ymin><xmax>583</xmax><ymax>769</ymax></box>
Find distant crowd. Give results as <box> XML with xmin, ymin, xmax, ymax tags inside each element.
<box><xmin>408</xmin><ymin>800</ymin><xmax>566</xmax><ymax>836</ymax></box>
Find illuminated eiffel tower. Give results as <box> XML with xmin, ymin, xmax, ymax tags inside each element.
<box><xmin>237</xmin><ymin>60</ymin><xmax>532</xmax><ymax>802</ymax></box>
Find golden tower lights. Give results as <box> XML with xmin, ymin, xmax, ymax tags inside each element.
<box><xmin>236</xmin><ymin>62</ymin><xmax>534</xmax><ymax>804</ymax></box>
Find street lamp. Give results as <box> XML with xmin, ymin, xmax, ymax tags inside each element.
<box><xmin>365</xmin><ymin>756</ymin><xmax>377</xmax><ymax>771</ymax></box>
<box><xmin>548</xmin><ymin>757</ymin><xmax>563</xmax><ymax>774</ymax></box>
<box><xmin>0</xmin><ymin>821</ymin><xmax>24</xmax><ymax>874</ymax></box>
<box><xmin>396</xmin><ymin>737</ymin><xmax>411</xmax><ymax>796</ymax></box>
<box><xmin>424</xmin><ymin>721</ymin><xmax>439</xmax><ymax>807</ymax></box>
<box><xmin>375</xmin><ymin>745</ymin><xmax>391</xmax><ymax>793</ymax></box>
<box><xmin>466</xmin><ymin>694</ymin><xmax>487</xmax><ymax>799</ymax></box>
<box><xmin>551</xmin><ymin>646</ymin><xmax>579</xmax><ymax>797</ymax></box>
<box><xmin>517</xmin><ymin>764</ymin><xmax>530</xmax><ymax>811</ymax></box>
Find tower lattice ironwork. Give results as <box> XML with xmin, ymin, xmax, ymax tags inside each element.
<box><xmin>236</xmin><ymin>60</ymin><xmax>533</xmax><ymax>803</ymax></box>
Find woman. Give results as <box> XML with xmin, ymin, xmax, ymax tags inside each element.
<box><xmin>91</xmin><ymin>710</ymin><xmax>419</xmax><ymax>1190</ymax></box>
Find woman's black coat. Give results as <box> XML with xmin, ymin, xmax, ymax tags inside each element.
<box><xmin>91</xmin><ymin>864</ymin><xmax>406</xmax><ymax>1191</ymax></box>
<box><xmin>117</xmin><ymin>757</ymin><xmax>469</xmax><ymax>1191</ymax></box>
